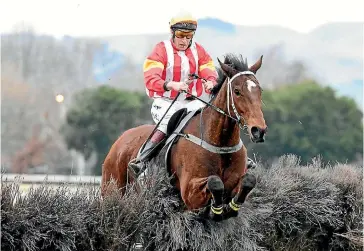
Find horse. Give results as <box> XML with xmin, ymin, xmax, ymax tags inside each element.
<box><xmin>101</xmin><ymin>53</ymin><xmax>267</xmax><ymax>221</ymax></box>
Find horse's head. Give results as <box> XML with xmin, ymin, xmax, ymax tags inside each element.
<box><xmin>214</xmin><ymin>54</ymin><xmax>267</xmax><ymax>143</ymax></box>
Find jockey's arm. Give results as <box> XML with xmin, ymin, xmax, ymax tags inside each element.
<box><xmin>143</xmin><ymin>43</ymin><xmax>167</xmax><ymax>93</ymax></box>
<box><xmin>197</xmin><ymin>44</ymin><xmax>218</xmax><ymax>85</ymax></box>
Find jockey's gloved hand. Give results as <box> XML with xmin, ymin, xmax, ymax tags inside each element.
<box><xmin>166</xmin><ymin>81</ymin><xmax>189</xmax><ymax>92</ymax></box>
<box><xmin>203</xmin><ymin>80</ymin><xmax>214</xmax><ymax>92</ymax></box>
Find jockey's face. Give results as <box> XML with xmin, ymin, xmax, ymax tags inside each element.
<box><xmin>172</xmin><ymin>29</ymin><xmax>194</xmax><ymax>51</ymax></box>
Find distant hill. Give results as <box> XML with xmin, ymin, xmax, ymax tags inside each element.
<box><xmin>1</xmin><ymin>19</ymin><xmax>362</xmax><ymax>108</ymax></box>
<box><xmin>92</xmin><ymin>20</ymin><xmax>362</xmax><ymax>108</ymax></box>
<box><xmin>198</xmin><ymin>17</ymin><xmax>236</xmax><ymax>34</ymax></box>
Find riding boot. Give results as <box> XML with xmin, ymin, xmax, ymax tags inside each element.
<box><xmin>128</xmin><ymin>130</ymin><xmax>166</xmax><ymax>178</ymax></box>
<box><xmin>247</xmin><ymin>157</ymin><xmax>256</xmax><ymax>169</ymax></box>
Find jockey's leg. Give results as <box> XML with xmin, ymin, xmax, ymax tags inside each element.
<box><xmin>129</xmin><ymin>129</ymin><xmax>166</xmax><ymax>178</ymax></box>
<box><xmin>128</xmin><ymin>98</ymin><xmax>183</xmax><ymax>179</ymax></box>
<box><xmin>184</xmin><ymin>99</ymin><xmax>206</xmax><ymax>112</ymax></box>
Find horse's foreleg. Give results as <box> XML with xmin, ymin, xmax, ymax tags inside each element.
<box><xmin>180</xmin><ymin>175</ymin><xmax>225</xmax><ymax>221</ymax></box>
<box><xmin>224</xmin><ymin>173</ymin><xmax>256</xmax><ymax>218</ymax></box>
<box><xmin>206</xmin><ymin>175</ymin><xmax>225</xmax><ymax>221</ymax></box>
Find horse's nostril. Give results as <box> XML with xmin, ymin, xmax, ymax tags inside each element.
<box><xmin>251</xmin><ymin>126</ymin><xmax>267</xmax><ymax>138</ymax></box>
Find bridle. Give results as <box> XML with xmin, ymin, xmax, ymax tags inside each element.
<box><xmin>159</xmin><ymin>70</ymin><xmax>258</xmax><ymax>156</ymax></box>
<box><xmin>139</xmin><ymin>70</ymin><xmax>258</xmax><ymax>159</ymax></box>
<box><xmin>184</xmin><ymin>71</ymin><xmax>256</xmax><ymax>130</ymax></box>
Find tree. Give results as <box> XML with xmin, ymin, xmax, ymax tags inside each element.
<box><xmin>61</xmin><ymin>86</ymin><xmax>152</xmax><ymax>175</ymax></box>
<box><xmin>1</xmin><ymin>26</ymin><xmax>104</xmax><ymax>174</ymax></box>
<box><xmin>245</xmin><ymin>80</ymin><xmax>363</xmax><ymax>165</ymax></box>
<box><xmin>1</xmin><ymin>24</ymin><xmax>101</xmax><ymax>93</ymax></box>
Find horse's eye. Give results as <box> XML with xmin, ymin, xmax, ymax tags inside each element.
<box><xmin>234</xmin><ymin>89</ymin><xmax>240</xmax><ymax>96</ymax></box>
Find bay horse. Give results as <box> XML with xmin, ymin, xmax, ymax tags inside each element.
<box><xmin>101</xmin><ymin>53</ymin><xmax>267</xmax><ymax>221</ymax></box>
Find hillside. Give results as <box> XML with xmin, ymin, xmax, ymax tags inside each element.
<box><xmin>1</xmin><ymin>19</ymin><xmax>362</xmax><ymax>107</ymax></box>
<box><xmin>95</xmin><ymin>20</ymin><xmax>363</xmax><ymax>106</ymax></box>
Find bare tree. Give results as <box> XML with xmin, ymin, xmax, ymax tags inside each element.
<box><xmin>1</xmin><ymin>24</ymin><xmax>103</xmax><ymax>174</ymax></box>
<box><xmin>254</xmin><ymin>43</ymin><xmax>310</xmax><ymax>89</ymax></box>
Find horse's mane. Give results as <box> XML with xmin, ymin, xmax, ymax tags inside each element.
<box><xmin>210</xmin><ymin>53</ymin><xmax>250</xmax><ymax>99</ymax></box>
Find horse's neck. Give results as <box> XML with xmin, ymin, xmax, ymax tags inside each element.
<box><xmin>202</xmin><ymin>82</ymin><xmax>240</xmax><ymax>147</ymax></box>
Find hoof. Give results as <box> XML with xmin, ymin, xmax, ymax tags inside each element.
<box><xmin>208</xmin><ymin>209</ymin><xmax>224</xmax><ymax>222</ymax></box>
<box><xmin>223</xmin><ymin>201</ymin><xmax>239</xmax><ymax>220</ymax></box>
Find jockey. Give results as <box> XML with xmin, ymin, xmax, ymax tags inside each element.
<box><xmin>128</xmin><ymin>11</ymin><xmax>256</xmax><ymax>178</ymax></box>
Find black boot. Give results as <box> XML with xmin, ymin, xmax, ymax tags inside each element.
<box><xmin>128</xmin><ymin>130</ymin><xmax>166</xmax><ymax>178</ymax></box>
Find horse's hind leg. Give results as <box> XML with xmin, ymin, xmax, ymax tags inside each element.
<box><xmin>206</xmin><ymin>175</ymin><xmax>225</xmax><ymax>221</ymax></box>
<box><xmin>225</xmin><ymin>173</ymin><xmax>256</xmax><ymax>219</ymax></box>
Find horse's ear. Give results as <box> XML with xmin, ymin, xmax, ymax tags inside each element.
<box><xmin>249</xmin><ymin>55</ymin><xmax>263</xmax><ymax>74</ymax></box>
<box><xmin>217</xmin><ymin>57</ymin><xmax>236</xmax><ymax>77</ymax></box>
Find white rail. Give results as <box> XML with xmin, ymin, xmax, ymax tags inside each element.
<box><xmin>1</xmin><ymin>174</ymin><xmax>101</xmax><ymax>185</ymax></box>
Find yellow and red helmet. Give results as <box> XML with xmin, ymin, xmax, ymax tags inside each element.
<box><xmin>169</xmin><ymin>11</ymin><xmax>198</xmax><ymax>31</ymax></box>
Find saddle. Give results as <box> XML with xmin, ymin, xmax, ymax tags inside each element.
<box><xmin>166</xmin><ymin>108</ymin><xmax>190</xmax><ymax>135</ymax></box>
<box><xmin>135</xmin><ymin>108</ymin><xmax>202</xmax><ymax>175</ymax></box>
<box><xmin>163</xmin><ymin>108</ymin><xmax>201</xmax><ymax>175</ymax></box>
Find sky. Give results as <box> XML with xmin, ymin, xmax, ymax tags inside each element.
<box><xmin>1</xmin><ymin>0</ymin><xmax>364</xmax><ymax>37</ymax></box>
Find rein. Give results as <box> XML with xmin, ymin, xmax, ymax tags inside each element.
<box><xmin>186</xmin><ymin>71</ymin><xmax>256</xmax><ymax>130</ymax></box>
<box><xmin>142</xmin><ymin>70</ymin><xmax>257</xmax><ymax>156</ymax></box>
<box><xmin>164</xmin><ymin>71</ymin><xmax>257</xmax><ymax>155</ymax></box>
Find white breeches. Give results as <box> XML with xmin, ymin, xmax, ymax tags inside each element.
<box><xmin>150</xmin><ymin>97</ymin><xmax>207</xmax><ymax>133</ymax></box>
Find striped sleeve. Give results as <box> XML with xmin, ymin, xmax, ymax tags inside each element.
<box><xmin>143</xmin><ymin>42</ymin><xmax>167</xmax><ymax>92</ymax></box>
<box><xmin>196</xmin><ymin>43</ymin><xmax>218</xmax><ymax>84</ymax></box>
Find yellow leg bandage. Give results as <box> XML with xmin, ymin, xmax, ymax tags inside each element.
<box><xmin>229</xmin><ymin>199</ymin><xmax>241</xmax><ymax>211</ymax></box>
<box><xmin>211</xmin><ymin>205</ymin><xmax>224</xmax><ymax>215</ymax></box>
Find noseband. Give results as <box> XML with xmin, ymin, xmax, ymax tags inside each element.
<box><xmin>168</xmin><ymin>71</ymin><xmax>256</xmax><ymax>154</ymax></box>
<box><xmin>226</xmin><ymin>71</ymin><xmax>256</xmax><ymax>129</ymax></box>
<box><xmin>170</xmin><ymin>71</ymin><xmax>256</xmax><ymax>154</ymax></box>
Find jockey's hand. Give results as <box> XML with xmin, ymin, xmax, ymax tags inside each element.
<box><xmin>203</xmin><ymin>80</ymin><xmax>214</xmax><ymax>92</ymax></box>
<box><xmin>166</xmin><ymin>81</ymin><xmax>189</xmax><ymax>92</ymax></box>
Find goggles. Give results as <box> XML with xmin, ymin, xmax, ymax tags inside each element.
<box><xmin>174</xmin><ymin>29</ymin><xmax>194</xmax><ymax>39</ymax></box>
